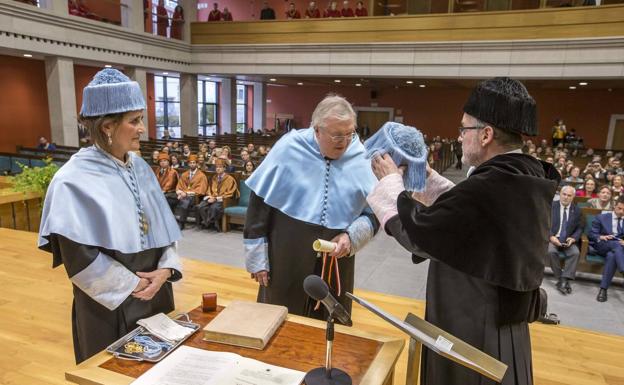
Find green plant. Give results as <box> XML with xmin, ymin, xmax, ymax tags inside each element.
<box><xmin>10</xmin><ymin>159</ymin><xmax>60</xmax><ymax>196</ymax></box>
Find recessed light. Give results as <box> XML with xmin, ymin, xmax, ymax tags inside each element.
<box><xmin>23</xmin><ymin>54</ymin><xmax>32</xmax><ymax>58</ymax></box>
<box><xmin>579</xmin><ymin>82</ymin><xmax>588</xmax><ymax>86</ymax></box>
<box><xmin>297</xmin><ymin>82</ymin><xmax>303</xmax><ymax>86</ymax></box>
<box><xmin>406</xmin><ymin>80</ymin><xmax>413</xmax><ymax>84</ymax></box>
<box><xmin>569</xmin><ymin>86</ymin><xmax>576</xmax><ymax>90</ymax></box>
<box><xmin>419</xmin><ymin>84</ymin><xmax>426</xmax><ymax>88</ymax></box>
<box><xmin>269</xmin><ymin>78</ymin><xmax>276</xmax><ymax>82</ymax></box>
<box><xmin>163</xmin><ymin>72</ymin><xmax>169</xmax><ymax>75</ymax></box>
<box><xmin>104</xmin><ymin>64</ymin><xmax>112</xmax><ymax>68</ymax></box>
<box><xmin>355</xmin><ymin>83</ymin><xmax>362</xmax><ymax>87</ymax></box>
<box><xmin>334</xmin><ymin>80</ymin><xmax>341</xmax><ymax>83</ymax></box>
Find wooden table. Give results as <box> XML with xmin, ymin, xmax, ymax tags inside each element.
<box><xmin>65</xmin><ymin>304</ymin><xmax>404</xmax><ymax>385</ymax></box>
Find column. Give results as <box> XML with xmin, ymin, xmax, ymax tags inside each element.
<box><xmin>44</xmin><ymin>57</ymin><xmax>78</xmax><ymax>147</ymax></box>
<box><xmin>180</xmin><ymin>73</ymin><xmax>198</xmax><ymax>137</ymax></box>
<box><xmin>126</xmin><ymin>67</ymin><xmax>150</xmax><ymax>140</ymax></box>
<box><xmin>219</xmin><ymin>78</ymin><xmax>237</xmax><ymax>134</ymax></box>
<box><xmin>252</xmin><ymin>82</ymin><xmax>266</xmax><ymax>133</ymax></box>
<box><xmin>179</xmin><ymin>0</ymin><xmax>198</xmax><ymax>43</ymax></box>
<box><xmin>120</xmin><ymin>0</ymin><xmax>145</xmax><ymax>33</ymax></box>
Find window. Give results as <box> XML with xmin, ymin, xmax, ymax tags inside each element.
<box><xmin>198</xmin><ymin>80</ymin><xmax>218</xmax><ymax>136</ymax></box>
<box><xmin>236</xmin><ymin>84</ymin><xmax>247</xmax><ymax>133</ymax></box>
<box><xmin>155</xmin><ymin>75</ymin><xmax>181</xmax><ymax>138</ymax></box>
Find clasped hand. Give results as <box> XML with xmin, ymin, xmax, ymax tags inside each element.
<box><xmin>132</xmin><ymin>268</ymin><xmax>172</xmax><ymax>301</ymax></box>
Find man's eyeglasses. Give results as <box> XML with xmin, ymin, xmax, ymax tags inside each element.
<box><xmin>323</xmin><ymin>130</ymin><xmax>357</xmax><ymax>143</ymax></box>
<box><xmin>458</xmin><ymin>125</ymin><xmax>485</xmax><ymax>136</ymax></box>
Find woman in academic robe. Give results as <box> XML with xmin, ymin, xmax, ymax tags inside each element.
<box><xmin>38</xmin><ymin>69</ymin><xmax>182</xmax><ymax>364</ymax></box>
<box><xmin>196</xmin><ymin>159</ymin><xmax>239</xmax><ymax>231</ymax></box>
<box><xmin>156</xmin><ymin>0</ymin><xmax>169</xmax><ymax>37</ymax></box>
<box><xmin>171</xmin><ymin>5</ymin><xmax>184</xmax><ymax>40</ymax></box>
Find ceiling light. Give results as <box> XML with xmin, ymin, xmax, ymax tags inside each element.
<box><xmin>579</xmin><ymin>82</ymin><xmax>588</xmax><ymax>86</ymax></box>
<box><xmin>334</xmin><ymin>80</ymin><xmax>341</xmax><ymax>83</ymax></box>
<box><xmin>419</xmin><ymin>84</ymin><xmax>426</xmax><ymax>88</ymax></box>
<box><xmin>23</xmin><ymin>54</ymin><xmax>32</xmax><ymax>58</ymax></box>
<box><xmin>269</xmin><ymin>78</ymin><xmax>276</xmax><ymax>82</ymax></box>
<box><xmin>297</xmin><ymin>82</ymin><xmax>303</xmax><ymax>86</ymax></box>
<box><xmin>104</xmin><ymin>64</ymin><xmax>112</xmax><ymax>68</ymax></box>
<box><xmin>355</xmin><ymin>83</ymin><xmax>362</xmax><ymax>87</ymax></box>
<box><xmin>406</xmin><ymin>80</ymin><xmax>413</xmax><ymax>84</ymax></box>
<box><xmin>569</xmin><ymin>86</ymin><xmax>576</xmax><ymax>90</ymax></box>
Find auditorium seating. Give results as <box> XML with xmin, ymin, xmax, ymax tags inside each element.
<box><xmin>222</xmin><ymin>179</ymin><xmax>252</xmax><ymax>232</ymax></box>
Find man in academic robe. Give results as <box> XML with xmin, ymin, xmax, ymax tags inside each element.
<box><xmin>156</xmin><ymin>0</ymin><xmax>169</xmax><ymax>37</ymax></box>
<box><xmin>196</xmin><ymin>159</ymin><xmax>239</xmax><ymax>231</ymax></box>
<box><xmin>341</xmin><ymin>0</ymin><xmax>354</xmax><ymax>17</ymax></box>
<box><xmin>154</xmin><ymin>153</ymin><xmax>179</xmax><ymax>211</ymax></box>
<box><xmin>260</xmin><ymin>1</ymin><xmax>276</xmax><ymax>20</ymax></box>
<box><xmin>244</xmin><ymin>95</ymin><xmax>379</xmax><ymax>322</ymax></box>
<box><xmin>324</xmin><ymin>1</ymin><xmax>341</xmax><ymax>17</ymax></box>
<box><xmin>174</xmin><ymin>154</ymin><xmax>208</xmax><ymax>229</ymax></box>
<box><xmin>305</xmin><ymin>1</ymin><xmax>321</xmax><ymax>18</ymax></box>
<box><xmin>208</xmin><ymin>2</ymin><xmax>221</xmax><ymax>21</ymax></box>
<box><xmin>285</xmin><ymin>2</ymin><xmax>301</xmax><ymax>19</ymax></box>
<box><xmin>221</xmin><ymin>7</ymin><xmax>233</xmax><ymax>21</ymax></box>
<box><xmin>367</xmin><ymin>77</ymin><xmax>559</xmax><ymax>385</ymax></box>
<box><xmin>171</xmin><ymin>5</ymin><xmax>184</xmax><ymax>40</ymax></box>
<box><xmin>354</xmin><ymin>1</ymin><xmax>368</xmax><ymax>16</ymax></box>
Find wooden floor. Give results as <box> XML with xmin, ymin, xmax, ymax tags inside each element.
<box><xmin>1</xmin><ymin>228</ymin><xmax>623</xmax><ymax>385</ymax></box>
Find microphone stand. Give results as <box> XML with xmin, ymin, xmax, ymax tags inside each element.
<box><xmin>304</xmin><ymin>315</ymin><xmax>352</xmax><ymax>385</ymax></box>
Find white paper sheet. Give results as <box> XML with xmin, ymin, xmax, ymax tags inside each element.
<box><xmin>130</xmin><ymin>346</ymin><xmax>305</xmax><ymax>385</ymax></box>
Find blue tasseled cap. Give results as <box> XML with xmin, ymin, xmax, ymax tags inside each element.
<box><xmin>80</xmin><ymin>69</ymin><xmax>146</xmax><ymax>117</ymax></box>
<box><xmin>364</xmin><ymin>122</ymin><xmax>428</xmax><ymax>192</ymax></box>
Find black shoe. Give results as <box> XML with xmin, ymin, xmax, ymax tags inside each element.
<box><xmin>564</xmin><ymin>281</ymin><xmax>572</xmax><ymax>294</ymax></box>
<box><xmin>178</xmin><ymin>222</ymin><xmax>185</xmax><ymax>230</ymax></box>
<box><xmin>556</xmin><ymin>278</ymin><xmax>567</xmax><ymax>295</ymax></box>
<box><xmin>596</xmin><ymin>288</ymin><xmax>607</xmax><ymax>302</ymax></box>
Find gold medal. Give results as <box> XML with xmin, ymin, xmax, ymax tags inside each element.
<box><xmin>124</xmin><ymin>341</ymin><xmax>144</xmax><ymax>354</ymax></box>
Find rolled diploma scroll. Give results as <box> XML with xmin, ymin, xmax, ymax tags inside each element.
<box><xmin>313</xmin><ymin>239</ymin><xmax>337</xmax><ymax>253</ymax></box>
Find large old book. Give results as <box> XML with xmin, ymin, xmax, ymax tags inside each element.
<box><xmin>203</xmin><ymin>301</ymin><xmax>288</xmax><ymax>350</ymax></box>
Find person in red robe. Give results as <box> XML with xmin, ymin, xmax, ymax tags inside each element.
<box><xmin>285</xmin><ymin>2</ymin><xmax>301</xmax><ymax>19</ymax></box>
<box><xmin>222</xmin><ymin>7</ymin><xmax>233</xmax><ymax>21</ymax></box>
<box><xmin>68</xmin><ymin>0</ymin><xmax>89</xmax><ymax>18</ymax></box>
<box><xmin>171</xmin><ymin>5</ymin><xmax>184</xmax><ymax>39</ymax></box>
<box><xmin>324</xmin><ymin>1</ymin><xmax>341</xmax><ymax>18</ymax></box>
<box><xmin>341</xmin><ymin>0</ymin><xmax>354</xmax><ymax>17</ymax></box>
<box><xmin>208</xmin><ymin>3</ymin><xmax>222</xmax><ymax>21</ymax></box>
<box><xmin>305</xmin><ymin>1</ymin><xmax>321</xmax><ymax>18</ymax></box>
<box><xmin>355</xmin><ymin>1</ymin><xmax>368</xmax><ymax>16</ymax></box>
<box><xmin>156</xmin><ymin>0</ymin><xmax>169</xmax><ymax>37</ymax></box>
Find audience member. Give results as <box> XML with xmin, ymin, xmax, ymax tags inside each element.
<box><xmin>156</xmin><ymin>0</ymin><xmax>169</xmax><ymax>37</ymax></box>
<box><xmin>341</xmin><ymin>0</ymin><xmax>354</xmax><ymax>17</ymax></box>
<box><xmin>154</xmin><ymin>153</ymin><xmax>179</xmax><ymax>210</ymax></box>
<box><xmin>161</xmin><ymin>128</ymin><xmax>171</xmax><ymax>139</ymax></box>
<box><xmin>196</xmin><ymin>159</ymin><xmax>239</xmax><ymax>231</ymax></box>
<box><xmin>564</xmin><ymin>166</ymin><xmax>583</xmax><ymax>189</ymax></box>
<box><xmin>208</xmin><ymin>139</ymin><xmax>217</xmax><ymax>151</ymax></box>
<box><xmin>305</xmin><ymin>1</ymin><xmax>321</xmax><ymax>18</ymax></box>
<box><xmin>171</xmin><ymin>5</ymin><xmax>184</xmax><ymax>39</ymax></box>
<box><xmin>260</xmin><ymin>1</ymin><xmax>276</xmax><ymax>20</ymax></box>
<box><xmin>577</xmin><ymin>178</ymin><xmax>597</xmax><ymax>198</ymax></box>
<box><xmin>240</xmin><ymin>149</ymin><xmax>250</xmax><ymax>162</ymax></box>
<box><xmin>354</xmin><ymin>1</ymin><xmax>368</xmax><ymax>16</ymax></box>
<box><xmin>68</xmin><ymin>0</ymin><xmax>90</xmax><ymax>18</ymax></box>
<box><xmin>222</xmin><ymin>7</ymin><xmax>233</xmax><ymax>21</ymax></box>
<box><xmin>589</xmin><ymin>185</ymin><xmax>613</xmax><ymax>211</ymax></box>
<box><xmin>170</xmin><ymin>153</ymin><xmax>181</xmax><ymax>169</ymax></box>
<box><xmin>247</xmin><ymin>143</ymin><xmax>257</xmax><ymax>156</ymax></box>
<box><xmin>151</xmin><ymin>150</ymin><xmax>160</xmax><ymax>167</ymax></box>
<box><xmin>286</xmin><ymin>2</ymin><xmax>301</xmax><ymax>19</ymax></box>
<box><xmin>590</xmin><ymin>196</ymin><xmax>624</xmax><ymax>302</ymax></box>
<box><xmin>552</xmin><ymin>118</ymin><xmax>566</xmax><ymax>147</ymax></box>
<box><xmin>242</xmin><ymin>160</ymin><xmax>255</xmax><ymax>176</ymax></box>
<box><xmin>324</xmin><ymin>1</ymin><xmax>341</xmax><ymax>17</ymax></box>
<box><xmin>181</xmin><ymin>144</ymin><xmax>191</xmax><ymax>159</ymax></box>
<box><xmin>174</xmin><ymin>155</ymin><xmax>208</xmax><ymax>230</ymax></box>
<box><xmin>548</xmin><ymin>186</ymin><xmax>582</xmax><ymax>295</ymax></box>
<box><xmin>612</xmin><ymin>175</ymin><xmax>623</xmax><ymax>200</ymax></box>
<box><xmin>37</xmin><ymin>136</ymin><xmax>57</xmax><ymax>151</ymax></box>
<box><xmin>208</xmin><ymin>2</ymin><xmax>221</xmax><ymax>21</ymax></box>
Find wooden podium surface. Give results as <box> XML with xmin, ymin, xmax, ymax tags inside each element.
<box><xmin>66</xmin><ymin>305</ymin><xmax>404</xmax><ymax>385</ymax></box>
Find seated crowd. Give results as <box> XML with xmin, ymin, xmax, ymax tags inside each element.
<box><xmin>524</xmin><ymin>125</ymin><xmax>624</xmax><ymax>303</ymax></box>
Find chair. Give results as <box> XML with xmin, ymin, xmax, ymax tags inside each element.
<box><xmin>0</xmin><ymin>155</ymin><xmax>11</xmax><ymax>175</ymax></box>
<box><xmin>580</xmin><ymin>213</ymin><xmax>606</xmax><ymax>265</ymax></box>
<box><xmin>222</xmin><ymin>180</ymin><xmax>251</xmax><ymax>232</ymax></box>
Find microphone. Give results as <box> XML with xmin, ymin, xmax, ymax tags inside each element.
<box><xmin>303</xmin><ymin>275</ymin><xmax>353</xmax><ymax>326</ymax></box>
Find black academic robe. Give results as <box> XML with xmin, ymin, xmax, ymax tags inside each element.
<box><xmin>46</xmin><ymin>234</ymin><xmax>179</xmax><ymax>363</ymax></box>
<box><xmin>385</xmin><ymin>153</ymin><xmax>559</xmax><ymax>385</ymax></box>
<box><xmin>244</xmin><ymin>192</ymin><xmax>378</xmax><ymax>321</ymax></box>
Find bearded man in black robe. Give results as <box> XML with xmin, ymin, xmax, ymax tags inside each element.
<box><xmin>367</xmin><ymin>77</ymin><xmax>560</xmax><ymax>385</ymax></box>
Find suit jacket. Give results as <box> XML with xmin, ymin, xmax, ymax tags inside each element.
<box><xmin>589</xmin><ymin>212</ymin><xmax>622</xmax><ymax>245</ymax></box>
<box><xmin>550</xmin><ymin>202</ymin><xmax>582</xmax><ymax>242</ymax></box>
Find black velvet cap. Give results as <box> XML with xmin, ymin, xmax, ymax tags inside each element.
<box><xmin>463</xmin><ymin>77</ymin><xmax>538</xmax><ymax>136</ymax></box>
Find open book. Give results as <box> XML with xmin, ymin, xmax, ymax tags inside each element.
<box><xmin>203</xmin><ymin>301</ymin><xmax>287</xmax><ymax>350</ymax></box>
<box><xmin>130</xmin><ymin>345</ymin><xmax>305</xmax><ymax>385</ymax></box>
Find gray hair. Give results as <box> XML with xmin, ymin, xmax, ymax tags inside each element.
<box><xmin>310</xmin><ymin>94</ymin><xmax>356</xmax><ymax>130</ymax></box>
<box><xmin>560</xmin><ymin>185</ymin><xmax>575</xmax><ymax>195</ymax></box>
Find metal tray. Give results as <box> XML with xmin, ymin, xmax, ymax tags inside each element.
<box><xmin>105</xmin><ymin>314</ymin><xmax>200</xmax><ymax>363</ymax></box>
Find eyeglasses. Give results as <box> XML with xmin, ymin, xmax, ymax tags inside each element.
<box><xmin>458</xmin><ymin>125</ymin><xmax>485</xmax><ymax>136</ymax></box>
<box><xmin>321</xmin><ymin>130</ymin><xmax>357</xmax><ymax>143</ymax></box>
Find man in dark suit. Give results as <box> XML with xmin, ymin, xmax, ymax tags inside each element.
<box><xmin>589</xmin><ymin>195</ymin><xmax>624</xmax><ymax>302</ymax></box>
<box><xmin>548</xmin><ymin>185</ymin><xmax>582</xmax><ymax>294</ymax></box>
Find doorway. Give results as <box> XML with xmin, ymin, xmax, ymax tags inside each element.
<box><xmin>355</xmin><ymin>107</ymin><xmax>394</xmax><ymax>140</ymax></box>
<box><xmin>606</xmin><ymin>115</ymin><xmax>624</xmax><ymax>150</ymax></box>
